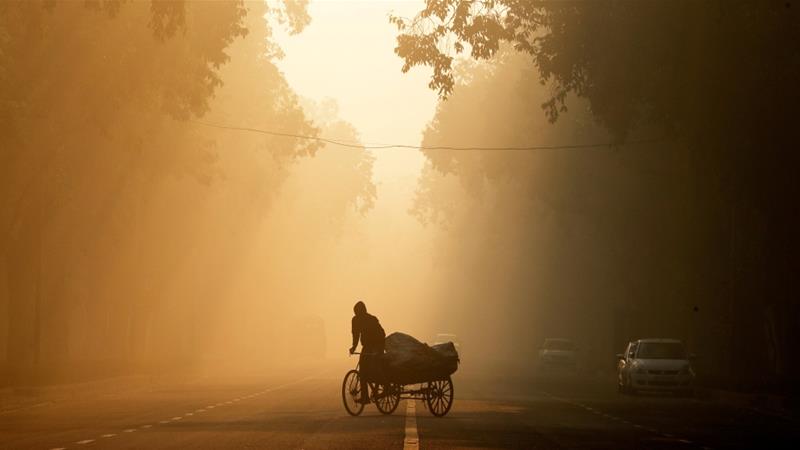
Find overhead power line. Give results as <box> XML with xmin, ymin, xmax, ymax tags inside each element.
<box><xmin>192</xmin><ymin>120</ymin><xmax>666</xmax><ymax>151</ymax></box>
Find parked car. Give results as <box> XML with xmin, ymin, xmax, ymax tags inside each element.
<box><xmin>538</xmin><ymin>338</ymin><xmax>578</xmax><ymax>372</ymax></box>
<box><xmin>617</xmin><ymin>338</ymin><xmax>695</xmax><ymax>396</ymax></box>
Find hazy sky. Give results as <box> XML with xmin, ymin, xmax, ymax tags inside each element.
<box><xmin>274</xmin><ymin>0</ymin><xmax>437</xmax><ymax>184</ymax></box>
<box><xmin>272</xmin><ymin>1</ymin><xmax>441</xmax><ymax>341</ymax></box>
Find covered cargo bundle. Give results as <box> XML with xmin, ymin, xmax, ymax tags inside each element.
<box><xmin>379</xmin><ymin>332</ymin><xmax>459</xmax><ymax>385</ymax></box>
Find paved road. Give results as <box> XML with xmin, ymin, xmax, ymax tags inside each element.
<box><xmin>1</xmin><ymin>360</ymin><xmax>797</xmax><ymax>449</ymax></box>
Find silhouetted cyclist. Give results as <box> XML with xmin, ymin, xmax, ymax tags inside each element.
<box><xmin>349</xmin><ymin>300</ymin><xmax>385</xmax><ymax>404</ymax></box>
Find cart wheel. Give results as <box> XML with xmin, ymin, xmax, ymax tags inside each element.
<box><xmin>373</xmin><ymin>383</ymin><xmax>401</xmax><ymax>415</ymax></box>
<box><xmin>342</xmin><ymin>370</ymin><xmax>365</xmax><ymax>416</ymax></box>
<box><xmin>425</xmin><ymin>377</ymin><xmax>454</xmax><ymax>417</ymax></box>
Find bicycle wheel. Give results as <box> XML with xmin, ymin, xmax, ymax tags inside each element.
<box><xmin>425</xmin><ymin>377</ymin><xmax>454</xmax><ymax>417</ymax></box>
<box><xmin>342</xmin><ymin>370</ymin><xmax>365</xmax><ymax>416</ymax></box>
<box><xmin>373</xmin><ymin>383</ymin><xmax>401</xmax><ymax>415</ymax></box>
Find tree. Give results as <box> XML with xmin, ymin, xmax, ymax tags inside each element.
<box><xmin>0</xmin><ymin>0</ymin><xmax>318</xmax><ymax>379</ymax></box>
<box><xmin>396</xmin><ymin>1</ymin><xmax>800</xmax><ymax>387</ymax></box>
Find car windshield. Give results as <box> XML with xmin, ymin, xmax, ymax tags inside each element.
<box><xmin>636</xmin><ymin>342</ymin><xmax>686</xmax><ymax>359</ymax></box>
<box><xmin>544</xmin><ymin>340</ymin><xmax>575</xmax><ymax>351</ymax></box>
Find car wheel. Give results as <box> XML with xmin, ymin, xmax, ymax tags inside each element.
<box><xmin>618</xmin><ymin>375</ymin><xmax>629</xmax><ymax>395</ymax></box>
<box><xmin>625</xmin><ymin>376</ymin><xmax>637</xmax><ymax>395</ymax></box>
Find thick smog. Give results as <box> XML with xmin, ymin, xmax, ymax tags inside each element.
<box><xmin>1</xmin><ymin>1</ymin><xmax>798</xmax><ymax>449</ymax></box>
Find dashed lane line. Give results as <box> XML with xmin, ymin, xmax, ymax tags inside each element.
<box><xmin>540</xmin><ymin>390</ymin><xmax>710</xmax><ymax>449</ymax></box>
<box><xmin>404</xmin><ymin>400</ymin><xmax>420</xmax><ymax>450</ymax></box>
<box><xmin>48</xmin><ymin>371</ymin><xmax>329</xmax><ymax>450</ymax></box>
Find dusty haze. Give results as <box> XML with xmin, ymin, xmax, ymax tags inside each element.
<box><xmin>2</xmin><ymin>0</ymin><xmax>799</xmax><ymax>397</ymax></box>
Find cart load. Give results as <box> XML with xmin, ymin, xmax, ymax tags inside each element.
<box><xmin>381</xmin><ymin>332</ymin><xmax>459</xmax><ymax>385</ymax></box>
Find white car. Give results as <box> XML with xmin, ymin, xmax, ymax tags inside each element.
<box><xmin>617</xmin><ymin>338</ymin><xmax>695</xmax><ymax>396</ymax></box>
<box><xmin>538</xmin><ymin>338</ymin><xmax>578</xmax><ymax>372</ymax></box>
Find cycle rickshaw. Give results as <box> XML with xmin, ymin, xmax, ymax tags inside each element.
<box><xmin>341</xmin><ymin>352</ymin><xmax>455</xmax><ymax>417</ymax></box>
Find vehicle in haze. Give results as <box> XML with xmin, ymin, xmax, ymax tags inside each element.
<box><xmin>537</xmin><ymin>338</ymin><xmax>578</xmax><ymax>372</ymax></box>
<box><xmin>617</xmin><ymin>338</ymin><xmax>695</xmax><ymax>396</ymax></box>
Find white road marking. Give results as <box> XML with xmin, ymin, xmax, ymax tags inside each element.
<box><xmin>404</xmin><ymin>400</ymin><xmax>419</xmax><ymax>450</ymax></box>
<box><xmin>48</xmin><ymin>371</ymin><xmax>330</xmax><ymax>450</ymax></box>
<box><xmin>539</xmin><ymin>389</ymin><xmax>712</xmax><ymax>449</ymax></box>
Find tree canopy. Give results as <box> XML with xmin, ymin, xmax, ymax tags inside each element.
<box><xmin>0</xmin><ymin>0</ymin><xmax>375</xmax><ymax>379</ymax></box>
<box><xmin>393</xmin><ymin>1</ymin><xmax>799</xmax><ymax>143</ymax></box>
<box><xmin>398</xmin><ymin>1</ymin><xmax>800</xmax><ymax>387</ymax></box>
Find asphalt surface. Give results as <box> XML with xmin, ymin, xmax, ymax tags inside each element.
<box><xmin>1</xmin><ymin>360</ymin><xmax>797</xmax><ymax>449</ymax></box>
